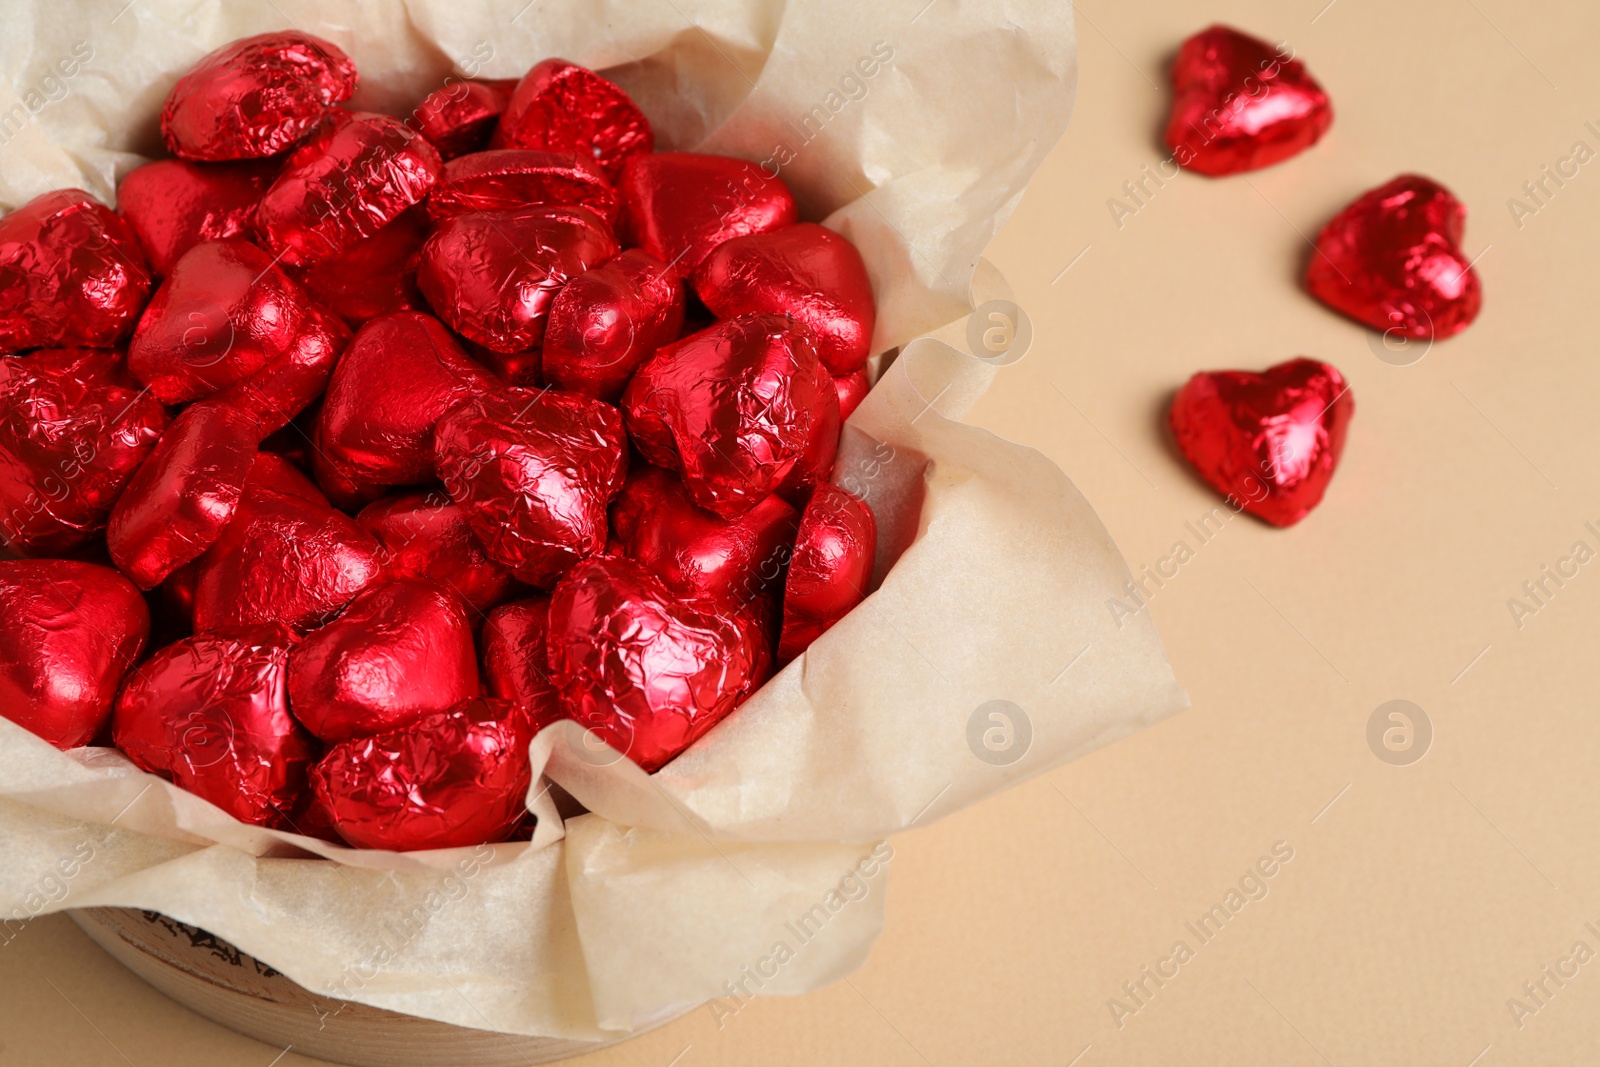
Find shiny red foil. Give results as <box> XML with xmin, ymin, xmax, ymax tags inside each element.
<box><xmin>778</xmin><ymin>483</ymin><xmax>876</xmax><ymax>661</ymax></box>
<box><xmin>107</xmin><ymin>402</ymin><xmax>263</xmax><ymax>589</ymax></box>
<box><xmin>256</xmin><ymin>110</ymin><xmax>442</xmax><ymax>268</ymax></box>
<box><xmin>311</xmin><ymin>696</ymin><xmax>532</xmax><ymax>851</ymax></box>
<box><xmin>0</xmin><ymin>560</ymin><xmax>148</xmax><ymax>750</ymax></box>
<box><xmin>128</xmin><ymin>239</ymin><xmax>314</xmax><ymax>405</ymax></box>
<box><xmin>413</xmin><ymin>79</ymin><xmax>515</xmax><ymax>160</ymax></box>
<box><xmin>316</xmin><ymin>311</ymin><xmax>496</xmax><ymax>499</ymax></box>
<box><xmin>835</xmin><ymin>369</ymin><xmax>871</xmax><ymax>421</ymax></box>
<box><xmin>623</xmin><ymin>313</ymin><xmax>826</xmax><ymax>519</ymax></box>
<box><xmin>480</xmin><ymin>597</ymin><xmax>564</xmax><ymax>727</ymax></box>
<box><xmin>212</xmin><ymin>303</ymin><xmax>350</xmax><ymax>435</ymax></box>
<box><xmin>0</xmin><ymin>347</ymin><xmax>167</xmax><ymax>555</ymax></box>
<box><xmin>1307</xmin><ymin>174</ymin><xmax>1482</xmax><ymax>340</ymax></box>
<box><xmin>695</xmin><ymin>223</ymin><xmax>875</xmax><ymax>374</ymax></box>
<box><xmin>0</xmin><ymin>189</ymin><xmax>152</xmax><ymax>351</ymax></box>
<box><xmin>288</xmin><ymin>578</ymin><xmax>480</xmax><ymax>742</ymax></box>
<box><xmin>160</xmin><ymin>31</ymin><xmax>357</xmax><ymax>161</ymax></box>
<box><xmin>291</xmin><ymin>207</ymin><xmax>428</xmax><ymax>327</ymax></box>
<box><xmin>417</xmin><ymin>204</ymin><xmax>619</xmax><ymax>353</ymax></box>
<box><xmin>434</xmin><ymin>387</ymin><xmax>628</xmax><ymax>587</ymax></box>
<box><xmin>357</xmin><ymin>492</ymin><xmax>521</xmax><ymax>615</ymax></box>
<box><xmin>1165</xmin><ymin>26</ymin><xmax>1332</xmax><ymax>176</ymax></box>
<box><xmin>777</xmin><ymin>359</ymin><xmax>841</xmax><ymax>505</ymax></box>
<box><xmin>427</xmin><ymin>150</ymin><xmax>619</xmax><ymax>225</ymax></box>
<box><xmin>492</xmin><ymin>59</ymin><xmax>653</xmax><ymax>182</ymax></box>
<box><xmin>116</xmin><ymin>158</ymin><xmax>279</xmax><ymax>276</ymax></box>
<box><xmin>1169</xmin><ymin>357</ymin><xmax>1354</xmax><ymax>527</ymax></box>
<box><xmin>113</xmin><ymin>623</ymin><xmax>316</xmax><ymax>827</ymax></box>
<box><xmin>542</xmin><ymin>249</ymin><xmax>684</xmax><ymax>401</ymax></box>
<box><xmin>190</xmin><ymin>480</ymin><xmax>383</xmax><ymax>631</ymax></box>
<box><xmin>618</xmin><ymin>153</ymin><xmax>798</xmax><ymax>279</ymax></box>
<box><xmin>612</xmin><ymin>464</ymin><xmax>798</xmax><ymax>610</ymax></box>
<box><xmin>247</xmin><ymin>450</ymin><xmax>327</xmax><ymax>505</ymax></box>
<box><xmin>547</xmin><ymin>555</ymin><xmax>758</xmax><ymax>772</ymax></box>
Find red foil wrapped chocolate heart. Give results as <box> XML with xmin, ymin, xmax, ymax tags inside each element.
<box><xmin>291</xmin><ymin>207</ymin><xmax>428</xmax><ymax>327</ymax></box>
<box><xmin>160</xmin><ymin>31</ymin><xmax>357</xmax><ymax>161</ymax></box>
<box><xmin>612</xmin><ymin>465</ymin><xmax>798</xmax><ymax>610</ymax></box>
<box><xmin>777</xmin><ymin>359</ymin><xmax>842</xmax><ymax>505</ymax></box>
<box><xmin>116</xmin><ymin>158</ymin><xmax>279</xmax><ymax>276</ymax></box>
<box><xmin>480</xmin><ymin>597</ymin><xmax>563</xmax><ymax>725</ymax></box>
<box><xmin>835</xmin><ymin>369</ymin><xmax>871</xmax><ymax>421</ymax></box>
<box><xmin>426</xmin><ymin>150</ymin><xmax>619</xmax><ymax>225</ymax></box>
<box><xmin>0</xmin><ymin>560</ymin><xmax>148</xmax><ymax>750</ymax></box>
<box><xmin>190</xmin><ymin>479</ymin><xmax>384</xmax><ymax>631</ymax></box>
<box><xmin>417</xmin><ymin>204</ymin><xmax>619</xmax><ymax>353</ymax></box>
<box><xmin>547</xmin><ymin>555</ymin><xmax>759</xmax><ymax>772</ymax></box>
<box><xmin>0</xmin><ymin>189</ymin><xmax>152</xmax><ymax>351</ymax></box>
<box><xmin>1307</xmin><ymin>174</ymin><xmax>1482</xmax><ymax>341</ymax></box>
<box><xmin>128</xmin><ymin>239</ymin><xmax>314</xmax><ymax>405</ymax></box>
<box><xmin>113</xmin><ymin>623</ymin><xmax>316</xmax><ymax>827</ymax></box>
<box><xmin>413</xmin><ymin>79</ymin><xmax>516</xmax><ymax>160</ymax></box>
<box><xmin>542</xmin><ymin>249</ymin><xmax>684</xmax><ymax>401</ymax></box>
<box><xmin>315</xmin><ymin>311</ymin><xmax>496</xmax><ymax>499</ymax></box>
<box><xmin>311</xmin><ymin>696</ymin><xmax>532</xmax><ymax>850</ymax></box>
<box><xmin>107</xmin><ymin>401</ymin><xmax>263</xmax><ymax>589</ymax></box>
<box><xmin>618</xmin><ymin>153</ymin><xmax>797</xmax><ymax>278</ymax></box>
<box><xmin>492</xmin><ymin>59</ymin><xmax>653</xmax><ymax>182</ymax></box>
<box><xmin>1165</xmin><ymin>26</ymin><xmax>1332</xmax><ymax>176</ymax></box>
<box><xmin>778</xmin><ymin>483</ymin><xmax>876</xmax><ymax>661</ymax></box>
<box><xmin>256</xmin><ymin>110</ymin><xmax>442</xmax><ymax>267</ymax></box>
<box><xmin>357</xmin><ymin>492</ymin><xmax>521</xmax><ymax>615</ymax></box>
<box><xmin>212</xmin><ymin>303</ymin><xmax>350</xmax><ymax>435</ymax></box>
<box><xmin>623</xmin><ymin>313</ymin><xmax>826</xmax><ymax>518</ymax></box>
<box><xmin>695</xmin><ymin>223</ymin><xmax>876</xmax><ymax>374</ymax></box>
<box><xmin>434</xmin><ymin>388</ymin><xmax>628</xmax><ymax>587</ymax></box>
<box><xmin>1170</xmin><ymin>357</ymin><xmax>1354</xmax><ymax>527</ymax></box>
<box><xmin>247</xmin><ymin>450</ymin><xmax>326</xmax><ymax>504</ymax></box>
<box><xmin>288</xmin><ymin>578</ymin><xmax>480</xmax><ymax>743</ymax></box>
<box><xmin>0</xmin><ymin>347</ymin><xmax>167</xmax><ymax>555</ymax></box>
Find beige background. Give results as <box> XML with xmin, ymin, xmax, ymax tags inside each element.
<box><xmin>5</xmin><ymin>0</ymin><xmax>1600</xmax><ymax>1063</ymax></box>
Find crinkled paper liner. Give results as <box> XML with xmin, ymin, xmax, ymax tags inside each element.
<box><xmin>0</xmin><ymin>0</ymin><xmax>1187</xmax><ymax>1040</ymax></box>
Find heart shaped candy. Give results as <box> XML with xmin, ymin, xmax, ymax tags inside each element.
<box><xmin>1169</xmin><ymin>357</ymin><xmax>1354</xmax><ymax>528</ymax></box>
<box><xmin>1307</xmin><ymin>174</ymin><xmax>1483</xmax><ymax>340</ymax></box>
<box><xmin>0</xmin><ymin>560</ymin><xmax>148</xmax><ymax>750</ymax></box>
<box><xmin>617</xmin><ymin>153</ymin><xmax>797</xmax><ymax>278</ymax></box>
<box><xmin>291</xmin><ymin>207</ymin><xmax>428</xmax><ymax>328</ymax></box>
<box><xmin>492</xmin><ymin>59</ymin><xmax>653</xmax><ymax>182</ymax></box>
<box><xmin>542</xmin><ymin>249</ymin><xmax>685</xmax><ymax>401</ymax></box>
<box><xmin>116</xmin><ymin>157</ymin><xmax>280</xmax><ymax>276</ymax></box>
<box><xmin>434</xmin><ymin>387</ymin><xmax>628</xmax><ymax>587</ymax></box>
<box><xmin>426</xmin><ymin>150</ymin><xmax>620</xmax><ymax>226</ymax></box>
<box><xmin>415</xmin><ymin>79</ymin><xmax>517</xmax><ymax>160</ymax></box>
<box><xmin>481</xmin><ymin>597</ymin><xmax>565</xmax><ymax>730</ymax></box>
<box><xmin>212</xmin><ymin>303</ymin><xmax>350</xmax><ymax>435</ymax></box>
<box><xmin>356</xmin><ymin>492</ymin><xmax>522</xmax><ymax>615</ymax></box>
<box><xmin>547</xmin><ymin>555</ymin><xmax>760</xmax><ymax>772</ymax></box>
<box><xmin>1165</xmin><ymin>25</ymin><xmax>1333</xmax><ymax>176</ymax></box>
<box><xmin>778</xmin><ymin>483</ymin><xmax>877</xmax><ymax>661</ymax></box>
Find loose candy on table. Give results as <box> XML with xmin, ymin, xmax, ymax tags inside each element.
<box><xmin>777</xmin><ymin>483</ymin><xmax>877</xmax><ymax>662</ymax></box>
<box><xmin>617</xmin><ymin>152</ymin><xmax>797</xmax><ymax>278</ymax></box>
<box><xmin>160</xmin><ymin>31</ymin><xmax>357</xmax><ymax>161</ymax></box>
<box><xmin>0</xmin><ymin>189</ymin><xmax>151</xmax><ymax>351</ymax></box>
<box><xmin>356</xmin><ymin>492</ymin><xmax>522</xmax><ymax>615</ymax></box>
<box><xmin>116</xmin><ymin>158</ymin><xmax>280</xmax><ymax>276</ymax></box>
<box><xmin>426</xmin><ymin>149</ymin><xmax>620</xmax><ymax>225</ymax></box>
<box><xmin>0</xmin><ymin>560</ymin><xmax>148</xmax><ymax>750</ymax></box>
<box><xmin>492</xmin><ymin>59</ymin><xmax>653</xmax><ymax>182</ymax></box>
<box><xmin>541</xmin><ymin>249</ymin><xmax>684</xmax><ymax>401</ymax></box>
<box><xmin>1169</xmin><ymin>357</ymin><xmax>1354</xmax><ymax>528</ymax></box>
<box><xmin>1307</xmin><ymin>174</ymin><xmax>1482</xmax><ymax>340</ymax></box>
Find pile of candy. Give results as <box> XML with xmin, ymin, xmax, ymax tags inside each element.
<box><xmin>0</xmin><ymin>32</ymin><xmax>878</xmax><ymax>851</ymax></box>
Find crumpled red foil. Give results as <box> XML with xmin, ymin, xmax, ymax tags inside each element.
<box><xmin>116</xmin><ymin>158</ymin><xmax>280</xmax><ymax>276</ymax></box>
<box><xmin>160</xmin><ymin>31</ymin><xmax>357</xmax><ymax>161</ymax></box>
<box><xmin>412</xmin><ymin>78</ymin><xmax>517</xmax><ymax>160</ymax></box>
<box><xmin>778</xmin><ymin>483</ymin><xmax>877</xmax><ymax>661</ymax></box>
<box><xmin>434</xmin><ymin>387</ymin><xmax>628</xmax><ymax>587</ymax></box>
<box><xmin>617</xmin><ymin>153</ymin><xmax>797</xmax><ymax>278</ymax></box>
<box><xmin>1169</xmin><ymin>357</ymin><xmax>1354</xmax><ymax>527</ymax></box>
<box><xmin>1307</xmin><ymin>174</ymin><xmax>1483</xmax><ymax>340</ymax></box>
<box><xmin>127</xmin><ymin>239</ymin><xmax>314</xmax><ymax>405</ymax></box>
<box><xmin>426</xmin><ymin>149</ymin><xmax>620</xmax><ymax>225</ymax></box>
<box><xmin>416</xmin><ymin>204</ymin><xmax>619</xmax><ymax>353</ymax></box>
<box><xmin>246</xmin><ymin>449</ymin><xmax>327</xmax><ymax>504</ymax></box>
<box><xmin>623</xmin><ymin>313</ymin><xmax>826</xmax><ymax>518</ymax></box>
<box><xmin>315</xmin><ymin>311</ymin><xmax>496</xmax><ymax>500</ymax></box>
<box><xmin>212</xmin><ymin>303</ymin><xmax>350</xmax><ymax>435</ymax></box>
<box><xmin>288</xmin><ymin>578</ymin><xmax>481</xmax><ymax>743</ymax></box>
<box><xmin>0</xmin><ymin>189</ymin><xmax>152</xmax><ymax>351</ymax></box>
<box><xmin>112</xmin><ymin>623</ymin><xmax>317</xmax><ymax>828</ymax></box>
<box><xmin>256</xmin><ymin>110</ymin><xmax>442</xmax><ymax>268</ymax></box>
<box><xmin>311</xmin><ymin>696</ymin><xmax>532</xmax><ymax>851</ymax></box>
<box><xmin>694</xmin><ymin>222</ymin><xmax>876</xmax><ymax>374</ymax></box>
<box><xmin>1165</xmin><ymin>25</ymin><xmax>1333</xmax><ymax>176</ymax></box>
<box><xmin>491</xmin><ymin>59</ymin><xmax>653</xmax><ymax>182</ymax></box>
<box><xmin>0</xmin><ymin>347</ymin><xmax>167</xmax><ymax>555</ymax></box>
<box><xmin>106</xmin><ymin>401</ymin><xmax>263</xmax><ymax>590</ymax></box>
<box><xmin>290</xmin><ymin>206</ymin><xmax>428</xmax><ymax>327</ymax></box>
<box><xmin>547</xmin><ymin>555</ymin><xmax>759</xmax><ymax>773</ymax></box>
<box><xmin>612</xmin><ymin>464</ymin><xmax>797</xmax><ymax>610</ymax></box>
<box><xmin>776</xmin><ymin>359</ymin><xmax>841</xmax><ymax>505</ymax></box>
<box><xmin>0</xmin><ymin>559</ymin><xmax>148</xmax><ymax>750</ymax></box>
<box><xmin>480</xmin><ymin>597</ymin><xmax>564</xmax><ymax>728</ymax></box>
<box><xmin>542</xmin><ymin>249</ymin><xmax>685</xmax><ymax>401</ymax></box>
<box><xmin>356</xmin><ymin>491</ymin><xmax>522</xmax><ymax>615</ymax></box>
<box><xmin>189</xmin><ymin>479</ymin><xmax>384</xmax><ymax>632</ymax></box>
<box><xmin>834</xmin><ymin>369</ymin><xmax>871</xmax><ymax>421</ymax></box>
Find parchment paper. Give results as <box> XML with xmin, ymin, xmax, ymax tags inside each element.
<box><xmin>0</xmin><ymin>0</ymin><xmax>1187</xmax><ymax>1040</ymax></box>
